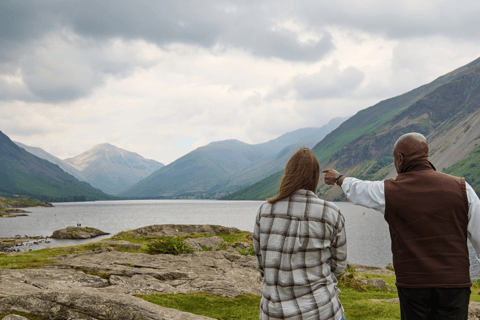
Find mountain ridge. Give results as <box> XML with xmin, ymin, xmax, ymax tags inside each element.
<box><xmin>119</xmin><ymin>117</ymin><xmax>347</xmax><ymax>199</ymax></box>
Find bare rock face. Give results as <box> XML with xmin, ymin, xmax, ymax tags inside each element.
<box><xmin>54</xmin><ymin>250</ymin><xmax>262</xmax><ymax>297</ymax></box>
<box><xmin>184</xmin><ymin>236</ymin><xmax>231</xmax><ymax>252</ymax></box>
<box><xmin>0</xmin><ymin>291</ymin><xmax>213</xmax><ymax>320</ymax></box>
<box><xmin>1</xmin><ymin>315</ymin><xmax>29</xmax><ymax>320</ymax></box>
<box><xmin>51</xmin><ymin>227</ymin><xmax>109</xmax><ymax>239</ymax></box>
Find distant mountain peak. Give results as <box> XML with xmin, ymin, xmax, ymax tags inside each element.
<box><xmin>64</xmin><ymin>142</ymin><xmax>164</xmax><ymax>195</ymax></box>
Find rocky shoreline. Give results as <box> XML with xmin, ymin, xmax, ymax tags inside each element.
<box><xmin>0</xmin><ymin>236</ymin><xmax>50</xmax><ymax>253</ymax></box>
<box><xmin>1</xmin><ymin>224</ymin><xmax>480</xmax><ymax>320</ymax></box>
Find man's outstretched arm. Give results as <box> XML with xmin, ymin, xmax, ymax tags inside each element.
<box><xmin>322</xmin><ymin>169</ymin><xmax>386</xmax><ymax>214</ymax></box>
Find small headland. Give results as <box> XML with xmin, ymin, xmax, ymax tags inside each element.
<box><xmin>0</xmin><ymin>197</ymin><xmax>53</xmax><ymax>218</ymax></box>
<box><xmin>1</xmin><ymin>224</ymin><xmax>480</xmax><ymax>320</ymax></box>
<box><xmin>51</xmin><ymin>226</ymin><xmax>110</xmax><ymax>240</ymax></box>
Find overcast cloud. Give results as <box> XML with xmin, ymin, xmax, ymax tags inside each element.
<box><xmin>1</xmin><ymin>0</ymin><xmax>479</xmax><ymax>164</ymax></box>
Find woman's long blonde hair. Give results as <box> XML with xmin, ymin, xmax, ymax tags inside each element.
<box><xmin>267</xmin><ymin>147</ymin><xmax>320</xmax><ymax>204</ymax></box>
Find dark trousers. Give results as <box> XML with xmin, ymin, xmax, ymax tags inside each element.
<box><xmin>397</xmin><ymin>287</ymin><xmax>471</xmax><ymax>320</ymax></box>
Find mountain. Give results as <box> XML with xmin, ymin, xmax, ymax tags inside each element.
<box><xmin>225</xmin><ymin>56</ymin><xmax>480</xmax><ymax>201</ymax></box>
<box><xmin>0</xmin><ymin>131</ymin><xmax>113</xmax><ymax>201</ymax></box>
<box><xmin>119</xmin><ymin>117</ymin><xmax>347</xmax><ymax>199</ymax></box>
<box><xmin>64</xmin><ymin>143</ymin><xmax>164</xmax><ymax>195</ymax></box>
<box><xmin>14</xmin><ymin>141</ymin><xmax>87</xmax><ymax>182</ymax></box>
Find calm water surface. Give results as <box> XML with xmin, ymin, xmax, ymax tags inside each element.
<box><xmin>1</xmin><ymin>199</ymin><xmax>478</xmax><ymax>278</ymax></box>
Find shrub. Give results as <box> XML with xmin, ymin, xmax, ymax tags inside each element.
<box><xmin>215</xmin><ymin>242</ymin><xmax>228</xmax><ymax>251</ymax></box>
<box><xmin>146</xmin><ymin>237</ymin><xmax>194</xmax><ymax>255</ymax></box>
<box><xmin>201</xmin><ymin>245</ymin><xmax>213</xmax><ymax>251</ymax></box>
<box><xmin>237</xmin><ymin>245</ymin><xmax>255</xmax><ymax>256</ymax></box>
<box><xmin>386</xmin><ymin>263</ymin><xmax>395</xmax><ymax>271</ymax></box>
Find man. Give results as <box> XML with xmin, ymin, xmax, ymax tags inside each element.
<box><xmin>323</xmin><ymin>132</ymin><xmax>480</xmax><ymax>320</ymax></box>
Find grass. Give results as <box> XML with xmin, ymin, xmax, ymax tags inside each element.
<box><xmin>136</xmin><ymin>277</ymin><xmax>401</xmax><ymax>320</ymax></box>
<box><xmin>137</xmin><ymin>292</ymin><xmax>261</xmax><ymax>320</ymax></box>
<box><xmin>135</xmin><ymin>271</ymin><xmax>480</xmax><ymax>320</ymax></box>
<box><xmin>0</xmin><ymin>245</ymin><xmax>99</xmax><ymax>269</ymax></box>
<box><xmin>443</xmin><ymin>145</ymin><xmax>480</xmax><ymax>197</ymax></box>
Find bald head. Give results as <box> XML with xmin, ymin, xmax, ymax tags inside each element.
<box><xmin>393</xmin><ymin>133</ymin><xmax>429</xmax><ymax>173</ymax></box>
<box><xmin>394</xmin><ymin>133</ymin><xmax>429</xmax><ymax>157</ymax></box>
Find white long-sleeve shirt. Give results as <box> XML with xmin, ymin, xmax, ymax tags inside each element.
<box><xmin>341</xmin><ymin>177</ymin><xmax>480</xmax><ymax>263</ymax></box>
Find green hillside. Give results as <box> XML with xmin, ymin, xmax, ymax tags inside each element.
<box><xmin>443</xmin><ymin>146</ymin><xmax>480</xmax><ymax>197</ymax></box>
<box><xmin>222</xmin><ymin>170</ymin><xmax>283</xmax><ymax>200</ymax></box>
<box><xmin>0</xmin><ymin>131</ymin><xmax>115</xmax><ymax>202</ymax></box>
<box><xmin>224</xmin><ymin>56</ymin><xmax>480</xmax><ymax>200</ymax></box>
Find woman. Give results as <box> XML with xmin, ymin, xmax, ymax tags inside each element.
<box><xmin>253</xmin><ymin>147</ymin><xmax>347</xmax><ymax>320</ymax></box>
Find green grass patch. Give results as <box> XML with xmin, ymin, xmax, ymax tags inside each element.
<box><xmin>338</xmin><ymin>285</ymin><xmax>400</xmax><ymax>320</ymax></box>
<box><xmin>443</xmin><ymin>145</ymin><xmax>480</xmax><ymax>197</ymax></box>
<box><xmin>217</xmin><ymin>231</ymin><xmax>252</xmax><ymax>244</ymax></box>
<box><xmin>0</xmin><ymin>245</ymin><xmax>97</xmax><ymax>269</ymax></box>
<box><xmin>137</xmin><ymin>285</ymin><xmax>402</xmax><ymax>320</ymax></box>
<box><xmin>137</xmin><ymin>292</ymin><xmax>261</xmax><ymax>320</ymax></box>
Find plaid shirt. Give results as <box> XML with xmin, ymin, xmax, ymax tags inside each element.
<box><xmin>253</xmin><ymin>189</ymin><xmax>347</xmax><ymax>320</ymax></box>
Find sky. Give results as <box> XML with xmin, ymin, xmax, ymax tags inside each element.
<box><xmin>1</xmin><ymin>1</ymin><xmax>480</xmax><ymax>165</ymax></box>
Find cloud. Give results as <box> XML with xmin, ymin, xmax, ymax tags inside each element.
<box><xmin>290</xmin><ymin>61</ymin><xmax>365</xmax><ymax>100</ymax></box>
<box><xmin>2</xmin><ymin>0</ymin><xmax>480</xmax><ymax>166</ymax></box>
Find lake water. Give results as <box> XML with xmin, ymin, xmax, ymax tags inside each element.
<box><xmin>1</xmin><ymin>199</ymin><xmax>479</xmax><ymax>279</ymax></box>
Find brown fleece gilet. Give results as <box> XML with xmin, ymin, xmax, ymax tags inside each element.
<box><xmin>384</xmin><ymin>161</ymin><xmax>470</xmax><ymax>288</ymax></box>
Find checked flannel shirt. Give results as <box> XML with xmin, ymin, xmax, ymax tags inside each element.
<box><xmin>253</xmin><ymin>189</ymin><xmax>347</xmax><ymax>320</ymax></box>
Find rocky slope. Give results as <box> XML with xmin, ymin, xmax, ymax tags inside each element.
<box><xmin>64</xmin><ymin>143</ymin><xmax>164</xmax><ymax>195</ymax></box>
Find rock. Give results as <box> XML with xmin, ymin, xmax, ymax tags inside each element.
<box><xmin>234</xmin><ymin>242</ymin><xmax>252</xmax><ymax>249</ymax></box>
<box><xmin>470</xmin><ymin>301</ymin><xmax>480</xmax><ymax>319</ymax></box>
<box><xmin>360</xmin><ymin>278</ymin><xmax>386</xmax><ymax>289</ymax></box>
<box><xmin>184</xmin><ymin>236</ymin><xmax>229</xmax><ymax>252</ymax></box>
<box><xmin>1</xmin><ymin>315</ymin><xmax>29</xmax><ymax>320</ymax></box>
<box><xmin>53</xmin><ymin>250</ymin><xmax>263</xmax><ymax>298</ymax></box>
<box><xmin>112</xmin><ymin>224</ymin><xmax>242</xmax><ymax>239</ymax></box>
<box><xmin>339</xmin><ymin>272</ymin><xmax>366</xmax><ymax>291</ymax></box>
<box><xmin>51</xmin><ymin>227</ymin><xmax>109</xmax><ymax>240</ymax></box>
<box><xmin>91</xmin><ymin>240</ymin><xmax>142</xmax><ymax>250</ymax></box>
<box><xmin>347</xmin><ymin>262</ymin><xmax>396</xmax><ymax>276</ymax></box>
<box><xmin>0</xmin><ymin>291</ymin><xmax>213</xmax><ymax>320</ymax></box>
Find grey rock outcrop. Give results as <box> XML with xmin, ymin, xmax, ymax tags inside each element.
<box><xmin>55</xmin><ymin>249</ymin><xmax>262</xmax><ymax>297</ymax></box>
<box><xmin>0</xmin><ymin>291</ymin><xmax>213</xmax><ymax>320</ymax></box>
<box><xmin>1</xmin><ymin>315</ymin><xmax>29</xmax><ymax>320</ymax></box>
<box><xmin>184</xmin><ymin>236</ymin><xmax>231</xmax><ymax>252</ymax></box>
<box><xmin>113</xmin><ymin>224</ymin><xmax>241</xmax><ymax>239</ymax></box>
<box><xmin>51</xmin><ymin>227</ymin><xmax>109</xmax><ymax>239</ymax></box>
<box><xmin>0</xmin><ymin>242</ymin><xmax>262</xmax><ymax>319</ymax></box>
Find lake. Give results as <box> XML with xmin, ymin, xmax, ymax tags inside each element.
<box><xmin>1</xmin><ymin>199</ymin><xmax>479</xmax><ymax>279</ymax></box>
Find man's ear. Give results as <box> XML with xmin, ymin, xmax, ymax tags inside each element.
<box><xmin>397</xmin><ymin>153</ymin><xmax>404</xmax><ymax>168</ymax></box>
